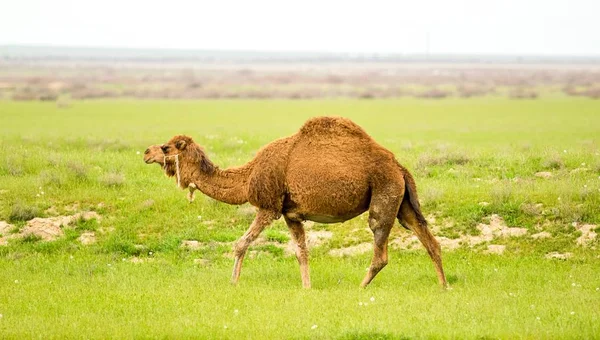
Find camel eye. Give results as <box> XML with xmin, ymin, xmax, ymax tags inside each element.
<box><xmin>161</xmin><ymin>145</ymin><xmax>169</xmax><ymax>153</ymax></box>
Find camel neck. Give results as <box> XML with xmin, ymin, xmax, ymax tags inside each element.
<box><xmin>182</xmin><ymin>159</ymin><xmax>251</xmax><ymax>205</ymax></box>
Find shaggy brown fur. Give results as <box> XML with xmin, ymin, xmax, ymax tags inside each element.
<box><xmin>144</xmin><ymin>116</ymin><xmax>447</xmax><ymax>288</ymax></box>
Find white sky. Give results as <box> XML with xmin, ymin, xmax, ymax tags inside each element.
<box><xmin>1</xmin><ymin>0</ymin><xmax>599</xmax><ymax>55</ymax></box>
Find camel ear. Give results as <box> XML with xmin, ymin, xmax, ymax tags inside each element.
<box><xmin>175</xmin><ymin>140</ymin><xmax>187</xmax><ymax>150</ymax></box>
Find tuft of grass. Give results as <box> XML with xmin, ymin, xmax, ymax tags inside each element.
<box><xmin>542</xmin><ymin>156</ymin><xmax>564</xmax><ymax>170</ymax></box>
<box><xmin>20</xmin><ymin>234</ymin><xmax>42</xmax><ymax>243</ymax></box>
<box><xmin>417</xmin><ymin>152</ymin><xmax>470</xmax><ymax>170</ymax></box>
<box><xmin>9</xmin><ymin>202</ymin><xmax>40</xmax><ymax>222</ymax></box>
<box><xmin>67</xmin><ymin>161</ymin><xmax>89</xmax><ymax>180</ymax></box>
<box><xmin>99</xmin><ymin>172</ymin><xmax>125</xmax><ymax>187</ymax></box>
<box><xmin>264</xmin><ymin>230</ymin><xmax>290</xmax><ymax>243</ymax></box>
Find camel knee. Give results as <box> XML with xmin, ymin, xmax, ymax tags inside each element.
<box><xmin>371</xmin><ymin>257</ymin><xmax>388</xmax><ymax>272</ymax></box>
<box><xmin>234</xmin><ymin>239</ymin><xmax>250</xmax><ymax>257</ymax></box>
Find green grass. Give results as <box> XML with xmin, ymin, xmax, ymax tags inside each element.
<box><xmin>0</xmin><ymin>98</ymin><xmax>599</xmax><ymax>338</ymax></box>
<box><xmin>0</xmin><ymin>252</ymin><xmax>599</xmax><ymax>339</ymax></box>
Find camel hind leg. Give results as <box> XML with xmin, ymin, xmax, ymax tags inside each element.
<box><xmin>398</xmin><ymin>200</ymin><xmax>448</xmax><ymax>288</ymax></box>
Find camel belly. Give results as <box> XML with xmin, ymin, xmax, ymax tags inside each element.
<box><xmin>283</xmin><ymin>181</ymin><xmax>371</xmax><ymax>223</ymax></box>
<box><xmin>302</xmin><ymin>211</ymin><xmax>365</xmax><ymax>224</ymax></box>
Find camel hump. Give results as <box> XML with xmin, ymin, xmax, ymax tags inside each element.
<box><xmin>299</xmin><ymin>116</ymin><xmax>370</xmax><ymax>139</ymax></box>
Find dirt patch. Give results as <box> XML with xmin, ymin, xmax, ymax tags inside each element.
<box><xmin>389</xmin><ymin>235</ymin><xmax>420</xmax><ymax>250</ymax></box>
<box><xmin>328</xmin><ymin>243</ymin><xmax>372</xmax><ymax>257</ymax></box>
<box><xmin>44</xmin><ymin>206</ymin><xmax>59</xmax><ymax>215</ymax></box>
<box><xmin>194</xmin><ymin>258</ymin><xmax>211</xmax><ymax>266</ymax></box>
<box><xmin>535</xmin><ymin>172</ymin><xmax>553</xmax><ymax>179</ymax></box>
<box><xmin>575</xmin><ymin>224</ymin><xmax>597</xmax><ymax>247</ymax></box>
<box><xmin>306</xmin><ymin>230</ymin><xmax>333</xmax><ymax>248</ymax></box>
<box><xmin>78</xmin><ymin>232</ymin><xmax>96</xmax><ymax>245</ymax></box>
<box><xmin>180</xmin><ymin>240</ymin><xmax>233</xmax><ymax>251</ymax></box>
<box><xmin>0</xmin><ymin>212</ymin><xmax>101</xmax><ymax>245</ymax></box>
<box><xmin>23</xmin><ymin>212</ymin><xmax>100</xmax><ymax>241</ymax></box>
<box><xmin>0</xmin><ymin>221</ymin><xmax>14</xmax><ymax>235</ymax></box>
<box><xmin>484</xmin><ymin>244</ymin><xmax>506</xmax><ymax>255</ymax></box>
<box><xmin>130</xmin><ymin>257</ymin><xmax>145</xmax><ymax>264</ymax></box>
<box><xmin>531</xmin><ymin>231</ymin><xmax>552</xmax><ymax>239</ymax></box>
<box><xmin>476</xmin><ymin>214</ymin><xmax>527</xmax><ymax>240</ymax></box>
<box><xmin>437</xmin><ymin>237</ymin><xmax>463</xmax><ymax>250</ymax></box>
<box><xmin>0</xmin><ymin>221</ymin><xmax>15</xmax><ymax>245</ymax></box>
<box><xmin>180</xmin><ymin>240</ymin><xmax>201</xmax><ymax>250</ymax></box>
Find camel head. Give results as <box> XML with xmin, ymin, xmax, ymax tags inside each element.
<box><xmin>143</xmin><ymin>135</ymin><xmax>215</xmax><ymax>178</ymax></box>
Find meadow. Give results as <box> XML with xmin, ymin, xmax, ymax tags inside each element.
<box><xmin>0</xmin><ymin>97</ymin><xmax>599</xmax><ymax>339</ymax></box>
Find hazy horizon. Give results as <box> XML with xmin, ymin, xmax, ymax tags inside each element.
<box><xmin>1</xmin><ymin>0</ymin><xmax>599</xmax><ymax>56</ymax></box>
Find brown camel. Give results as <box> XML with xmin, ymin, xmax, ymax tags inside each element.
<box><xmin>144</xmin><ymin>116</ymin><xmax>447</xmax><ymax>289</ymax></box>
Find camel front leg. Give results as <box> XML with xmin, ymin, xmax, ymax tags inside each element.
<box><xmin>231</xmin><ymin>209</ymin><xmax>278</xmax><ymax>285</ymax></box>
<box><xmin>187</xmin><ymin>183</ymin><xmax>196</xmax><ymax>203</ymax></box>
<box><xmin>284</xmin><ymin>217</ymin><xmax>311</xmax><ymax>288</ymax></box>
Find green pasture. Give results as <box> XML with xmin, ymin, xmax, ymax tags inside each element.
<box><xmin>0</xmin><ymin>98</ymin><xmax>599</xmax><ymax>338</ymax></box>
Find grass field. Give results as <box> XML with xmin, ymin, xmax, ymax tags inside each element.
<box><xmin>1</xmin><ymin>98</ymin><xmax>599</xmax><ymax>338</ymax></box>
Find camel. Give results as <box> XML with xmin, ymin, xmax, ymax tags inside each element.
<box><xmin>144</xmin><ymin>116</ymin><xmax>447</xmax><ymax>289</ymax></box>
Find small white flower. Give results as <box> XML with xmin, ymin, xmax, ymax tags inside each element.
<box><xmin>0</xmin><ymin>313</ymin><xmax>3</xmax><ymax>319</ymax></box>
<box><xmin>596</xmin><ymin>287</ymin><xmax>599</xmax><ymax>291</ymax></box>
<box><xmin>358</xmin><ymin>302</ymin><xmax>363</xmax><ymax>306</ymax></box>
<box><xmin>69</xmin><ymin>255</ymin><xmax>74</xmax><ymax>259</ymax></box>
<box><xmin>584</xmin><ymin>185</ymin><xmax>587</xmax><ymax>188</ymax></box>
<box><xmin>558</xmin><ymin>197</ymin><xmax>561</xmax><ymax>201</ymax></box>
<box><xmin>494</xmin><ymin>268</ymin><xmax>498</xmax><ymax>272</ymax></box>
<box><xmin>570</xmin><ymin>311</ymin><xmax>575</xmax><ymax>315</ymax></box>
<box><xmin>234</xmin><ymin>309</ymin><xmax>239</xmax><ymax>315</ymax></box>
<box><xmin>311</xmin><ymin>325</ymin><xmax>318</xmax><ymax>330</ymax></box>
<box><xmin>41</xmin><ymin>191</ymin><xmax>44</xmax><ymax>195</ymax></box>
<box><xmin>370</xmin><ymin>296</ymin><xmax>375</xmax><ymax>302</ymax></box>
<box><xmin>563</xmin><ymin>150</ymin><xmax>567</xmax><ymax>153</ymax></box>
<box><xmin>107</xmin><ymin>264</ymin><xmax>112</xmax><ymax>267</ymax></box>
<box><xmin>224</xmin><ymin>325</ymin><xmax>228</xmax><ymax>329</ymax></box>
<box><xmin>148</xmin><ymin>251</ymin><xmax>153</xmax><ymax>256</ymax></box>
<box><xmin>197</xmin><ymin>215</ymin><xmax>202</xmax><ymax>220</ymax></box>
<box><xmin>14</xmin><ymin>280</ymin><xmax>19</xmax><ymax>284</ymax></box>
<box><xmin>581</xmin><ymin>163</ymin><xmax>586</xmax><ymax>166</ymax></box>
<box><xmin>536</xmin><ymin>316</ymin><xmax>540</xmax><ymax>320</ymax></box>
<box><xmin>136</xmin><ymin>151</ymin><xmax>141</xmax><ymax>155</ymax></box>
<box><xmin>36</xmin><ymin>194</ymin><xmax>40</xmax><ymax>197</ymax></box>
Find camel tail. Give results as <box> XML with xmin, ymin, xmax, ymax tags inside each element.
<box><xmin>402</xmin><ymin>169</ymin><xmax>428</xmax><ymax>226</ymax></box>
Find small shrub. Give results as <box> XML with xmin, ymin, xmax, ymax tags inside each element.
<box><xmin>9</xmin><ymin>202</ymin><xmax>40</xmax><ymax>222</ymax></box>
<box><xmin>38</xmin><ymin>170</ymin><xmax>65</xmax><ymax>187</ymax></box>
<box><xmin>584</xmin><ymin>87</ymin><xmax>600</xmax><ymax>99</ymax></box>
<box><xmin>520</xmin><ymin>202</ymin><xmax>542</xmax><ymax>216</ymax></box>
<box><xmin>417</xmin><ymin>153</ymin><xmax>470</xmax><ymax>169</ymax></box>
<box><xmin>21</xmin><ymin>234</ymin><xmax>42</xmax><ymax>243</ymax></box>
<box><xmin>68</xmin><ymin>162</ymin><xmax>89</xmax><ymax>180</ymax></box>
<box><xmin>3</xmin><ymin>159</ymin><xmax>24</xmax><ymax>176</ymax></box>
<box><xmin>541</xmin><ymin>156</ymin><xmax>564</xmax><ymax>170</ymax></box>
<box><xmin>416</xmin><ymin>88</ymin><xmax>450</xmax><ymax>99</ymax></box>
<box><xmin>509</xmin><ymin>88</ymin><xmax>538</xmax><ymax>99</ymax></box>
<box><xmin>457</xmin><ymin>84</ymin><xmax>490</xmax><ymax>98</ymax></box>
<box><xmin>100</xmin><ymin>172</ymin><xmax>125</xmax><ymax>187</ymax></box>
